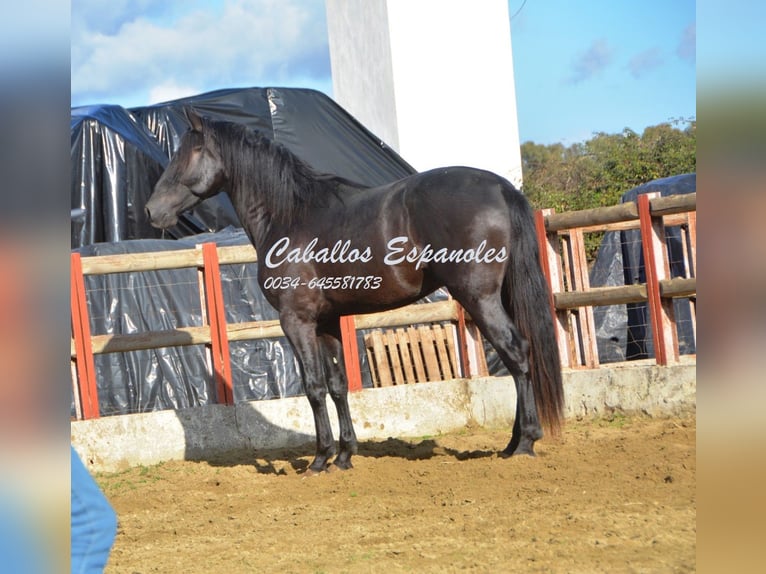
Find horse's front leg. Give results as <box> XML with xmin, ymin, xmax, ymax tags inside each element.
<box><xmin>280</xmin><ymin>312</ymin><xmax>336</xmax><ymax>473</ymax></box>
<box><xmin>318</xmin><ymin>325</ymin><xmax>358</xmax><ymax>470</ymax></box>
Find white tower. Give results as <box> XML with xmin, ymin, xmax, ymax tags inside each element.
<box><xmin>326</xmin><ymin>0</ymin><xmax>523</xmax><ymax>187</ymax></box>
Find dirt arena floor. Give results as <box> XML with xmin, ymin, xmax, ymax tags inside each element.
<box><xmin>98</xmin><ymin>413</ymin><xmax>695</xmax><ymax>573</ymax></box>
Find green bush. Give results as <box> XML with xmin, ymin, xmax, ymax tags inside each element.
<box><xmin>520</xmin><ymin>119</ymin><xmax>695</xmax><ymax>262</ymax></box>
<box><xmin>521</xmin><ymin>119</ymin><xmax>696</xmax><ymax>213</ymax></box>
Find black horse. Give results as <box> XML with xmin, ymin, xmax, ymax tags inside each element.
<box><xmin>146</xmin><ymin>108</ymin><xmax>564</xmax><ymax>473</ymax></box>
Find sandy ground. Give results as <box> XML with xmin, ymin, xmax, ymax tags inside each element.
<box><xmin>98</xmin><ymin>413</ymin><xmax>695</xmax><ymax>573</ymax></box>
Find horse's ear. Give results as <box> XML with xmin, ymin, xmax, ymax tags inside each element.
<box><xmin>184</xmin><ymin>107</ymin><xmax>204</xmax><ymax>132</ymax></box>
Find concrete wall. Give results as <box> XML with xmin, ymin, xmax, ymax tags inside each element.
<box><xmin>326</xmin><ymin>0</ymin><xmax>399</xmax><ymax>150</ymax></box>
<box><xmin>72</xmin><ymin>359</ymin><xmax>696</xmax><ymax>472</ymax></box>
<box><xmin>326</xmin><ymin>0</ymin><xmax>524</xmax><ymax>186</ymax></box>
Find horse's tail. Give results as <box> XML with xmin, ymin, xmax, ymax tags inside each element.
<box><xmin>504</xmin><ymin>191</ymin><xmax>565</xmax><ymax>436</ymax></box>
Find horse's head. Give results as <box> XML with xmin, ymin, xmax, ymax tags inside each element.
<box><xmin>145</xmin><ymin>108</ymin><xmax>228</xmax><ymax>229</ymax></box>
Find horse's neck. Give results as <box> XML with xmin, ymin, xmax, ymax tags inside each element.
<box><xmin>224</xmin><ymin>186</ymin><xmax>269</xmax><ymax>252</ymax></box>
<box><xmin>226</xmin><ymin>180</ymin><xmax>306</xmax><ymax>257</ymax></box>
<box><xmin>222</xmin><ymin>138</ymin><xmax>347</xmax><ymax>249</ymax></box>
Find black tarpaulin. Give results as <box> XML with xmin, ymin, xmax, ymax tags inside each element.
<box><xmin>78</xmin><ymin>228</ymin><xmax>331</xmax><ymax>415</ymax></box>
<box><xmin>71</xmin><ymin>87</ymin><xmax>415</xmax><ymax>249</ymax></box>
<box><xmin>71</xmin><ymin>87</ymin><xmax>695</xmax><ymax>417</ymax></box>
<box><xmin>71</xmin><ymin>105</ymin><xmax>171</xmax><ymax>247</ymax></box>
<box><xmin>589</xmin><ymin>173</ymin><xmax>696</xmax><ymax>363</ymax></box>
<box><xmin>72</xmin><ymin>87</ymin><xmax>416</xmax><ymax>416</ymax></box>
<box><xmin>77</xmin><ymin>228</ymin><xmax>446</xmax><ymax>416</ymax></box>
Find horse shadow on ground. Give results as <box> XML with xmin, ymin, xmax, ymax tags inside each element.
<box><xmin>167</xmin><ymin>349</ymin><xmax>499</xmax><ymax>475</ymax></box>
<box><xmin>168</xmin><ymin>361</ymin><xmax>499</xmax><ymax>475</ymax></box>
<box><xmin>198</xmin><ymin>435</ymin><xmax>498</xmax><ymax>476</ymax></box>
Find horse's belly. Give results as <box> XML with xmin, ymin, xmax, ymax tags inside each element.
<box><xmin>316</xmin><ymin>260</ymin><xmax>430</xmax><ymax>310</ymax></box>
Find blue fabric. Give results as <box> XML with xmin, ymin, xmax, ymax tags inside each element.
<box><xmin>70</xmin><ymin>447</ymin><xmax>116</xmax><ymax>573</ymax></box>
<box><xmin>0</xmin><ymin>498</ymin><xmax>47</xmax><ymax>574</ymax></box>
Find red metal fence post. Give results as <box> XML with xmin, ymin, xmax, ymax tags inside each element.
<box><xmin>638</xmin><ymin>194</ymin><xmax>679</xmax><ymax>365</ymax></box>
<box><xmin>534</xmin><ymin>209</ymin><xmax>572</xmax><ymax>368</ymax></box>
<box><xmin>340</xmin><ymin>315</ymin><xmax>363</xmax><ymax>391</ymax></box>
<box><xmin>684</xmin><ymin>211</ymin><xmax>697</xmax><ymax>343</ymax></box>
<box><xmin>454</xmin><ymin>303</ymin><xmax>473</xmax><ymax>378</ymax></box>
<box><xmin>200</xmin><ymin>243</ymin><xmax>234</xmax><ymax>404</ymax></box>
<box><xmin>70</xmin><ymin>252</ymin><xmax>100</xmax><ymax>419</ymax></box>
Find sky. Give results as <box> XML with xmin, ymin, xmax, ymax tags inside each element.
<box><xmin>71</xmin><ymin>0</ymin><xmax>696</xmax><ymax>146</ymax></box>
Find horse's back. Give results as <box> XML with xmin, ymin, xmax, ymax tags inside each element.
<box><xmin>405</xmin><ymin>165</ymin><xmax>525</xmax><ymax>206</ymax></box>
<box><xmin>399</xmin><ymin>166</ymin><xmax>524</xmax><ymax>237</ymax></box>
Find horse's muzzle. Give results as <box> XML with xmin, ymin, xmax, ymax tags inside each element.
<box><xmin>145</xmin><ymin>204</ymin><xmax>177</xmax><ymax>229</ymax></box>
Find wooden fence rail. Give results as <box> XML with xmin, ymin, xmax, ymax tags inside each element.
<box><xmin>536</xmin><ymin>192</ymin><xmax>696</xmax><ymax>369</ymax></box>
<box><xmin>71</xmin><ymin>300</ymin><xmax>458</xmax><ymax>356</ymax></box>
<box><xmin>71</xmin><ymin>192</ymin><xmax>696</xmax><ymax>420</ymax></box>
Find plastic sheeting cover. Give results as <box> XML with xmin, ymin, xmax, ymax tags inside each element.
<box><xmin>77</xmin><ymin>228</ymin><xmax>380</xmax><ymax>416</ymax></box>
<box><xmin>590</xmin><ymin>173</ymin><xmax>696</xmax><ymax>363</ymax></box>
<box><xmin>74</xmin><ymin>229</ymin><xmax>456</xmax><ymax>417</ymax></box>
<box><xmin>71</xmin><ymin>87</ymin><xmax>415</xmax><ymax>249</ymax></box>
<box><xmin>71</xmin><ymin>88</ymin><xmax>417</xmax><ymax>415</ymax></box>
<box><xmin>71</xmin><ymin>87</ymin><xmax>695</xmax><ymax>415</ymax></box>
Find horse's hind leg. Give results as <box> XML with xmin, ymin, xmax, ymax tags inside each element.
<box><xmin>318</xmin><ymin>321</ymin><xmax>358</xmax><ymax>469</ymax></box>
<box><xmin>458</xmin><ymin>297</ymin><xmax>543</xmax><ymax>456</ymax></box>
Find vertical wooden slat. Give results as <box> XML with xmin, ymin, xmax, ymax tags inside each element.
<box><xmin>363</xmin><ymin>334</ymin><xmax>379</xmax><ymax>387</ymax></box>
<box><xmin>560</xmin><ymin>233</ymin><xmax>583</xmax><ymax>366</ymax></box>
<box><xmin>638</xmin><ymin>194</ymin><xmax>679</xmax><ymax>365</ymax></box>
<box><xmin>408</xmin><ymin>327</ymin><xmax>428</xmax><ymax>382</ymax></box>
<box><xmin>418</xmin><ymin>326</ymin><xmax>440</xmax><ymax>380</ymax></box>
<box><xmin>444</xmin><ymin>326</ymin><xmax>459</xmax><ymax>379</ymax></box>
<box><xmin>70</xmin><ymin>252</ymin><xmax>100</xmax><ymax>419</ymax></box>
<box><xmin>466</xmin><ymin>322</ymin><xmax>489</xmax><ymax>377</ymax></box>
<box><xmin>569</xmin><ymin>228</ymin><xmax>599</xmax><ymax>367</ymax></box>
<box><xmin>370</xmin><ymin>331</ymin><xmax>391</xmax><ymax>387</ymax></box>
<box><xmin>432</xmin><ymin>325</ymin><xmax>453</xmax><ymax>379</ymax></box>
<box><xmin>340</xmin><ymin>315</ymin><xmax>363</xmax><ymax>391</ymax></box>
<box><xmin>456</xmin><ymin>304</ymin><xmax>488</xmax><ymax>378</ymax></box>
<box><xmin>396</xmin><ymin>328</ymin><xmax>417</xmax><ymax>384</ymax></box>
<box><xmin>385</xmin><ymin>329</ymin><xmax>405</xmax><ymax>384</ymax></box>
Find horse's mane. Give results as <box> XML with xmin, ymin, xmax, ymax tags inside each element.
<box><xmin>204</xmin><ymin>119</ymin><xmax>365</xmax><ymax>224</ymax></box>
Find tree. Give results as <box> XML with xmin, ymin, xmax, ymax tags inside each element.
<box><xmin>520</xmin><ymin>119</ymin><xmax>695</xmax><ymax>260</ymax></box>
<box><xmin>521</xmin><ymin>119</ymin><xmax>696</xmax><ymax>213</ymax></box>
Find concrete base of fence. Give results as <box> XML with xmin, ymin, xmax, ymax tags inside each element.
<box><xmin>72</xmin><ymin>358</ymin><xmax>695</xmax><ymax>472</ymax></box>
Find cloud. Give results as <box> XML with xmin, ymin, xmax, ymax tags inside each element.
<box><xmin>71</xmin><ymin>0</ymin><xmax>331</xmax><ymax>106</ymax></box>
<box><xmin>567</xmin><ymin>39</ymin><xmax>613</xmax><ymax>85</ymax></box>
<box><xmin>148</xmin><ymin>81</ymin><xmax>201</xmax><ymax>105</ymax></box>
<box><xmin>627</xmin><ymin>47</ymin><xmax>664</xmax><ymax>79</ymax></box>
<box><xmin>72</xmin><ymin>0</ymin><xmax>167</xmax><ymax>36</ymax></box>
<box><xmin>677</xmin><ymin>22</ymin><xmax>696</xmax><ymax>64</ymax></box>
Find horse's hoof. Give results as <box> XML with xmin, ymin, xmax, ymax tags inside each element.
<box><xmin>302</xmin><ymin>467</ymin><xmax>326</xmax><ymax>478</ymax></box>
<box><xmin>499</xmin><ymin>447</ymin><xmax>536</xmax><ymax>459</ymax></box>
<box><xmin>330</xmin><ymin>460</ymin><xmax>353</xmax><ymax>472</ymax></box>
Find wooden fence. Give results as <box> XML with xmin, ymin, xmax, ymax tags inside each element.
<box><xmin>70</xmin><ymin>191</ymin><xmax>696</xmax><ymax>420</ymax></box>
<box><xmin>536</xmin><ymin>192</ymin><xmax>696</xmax><ymax>368</ymax></box>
